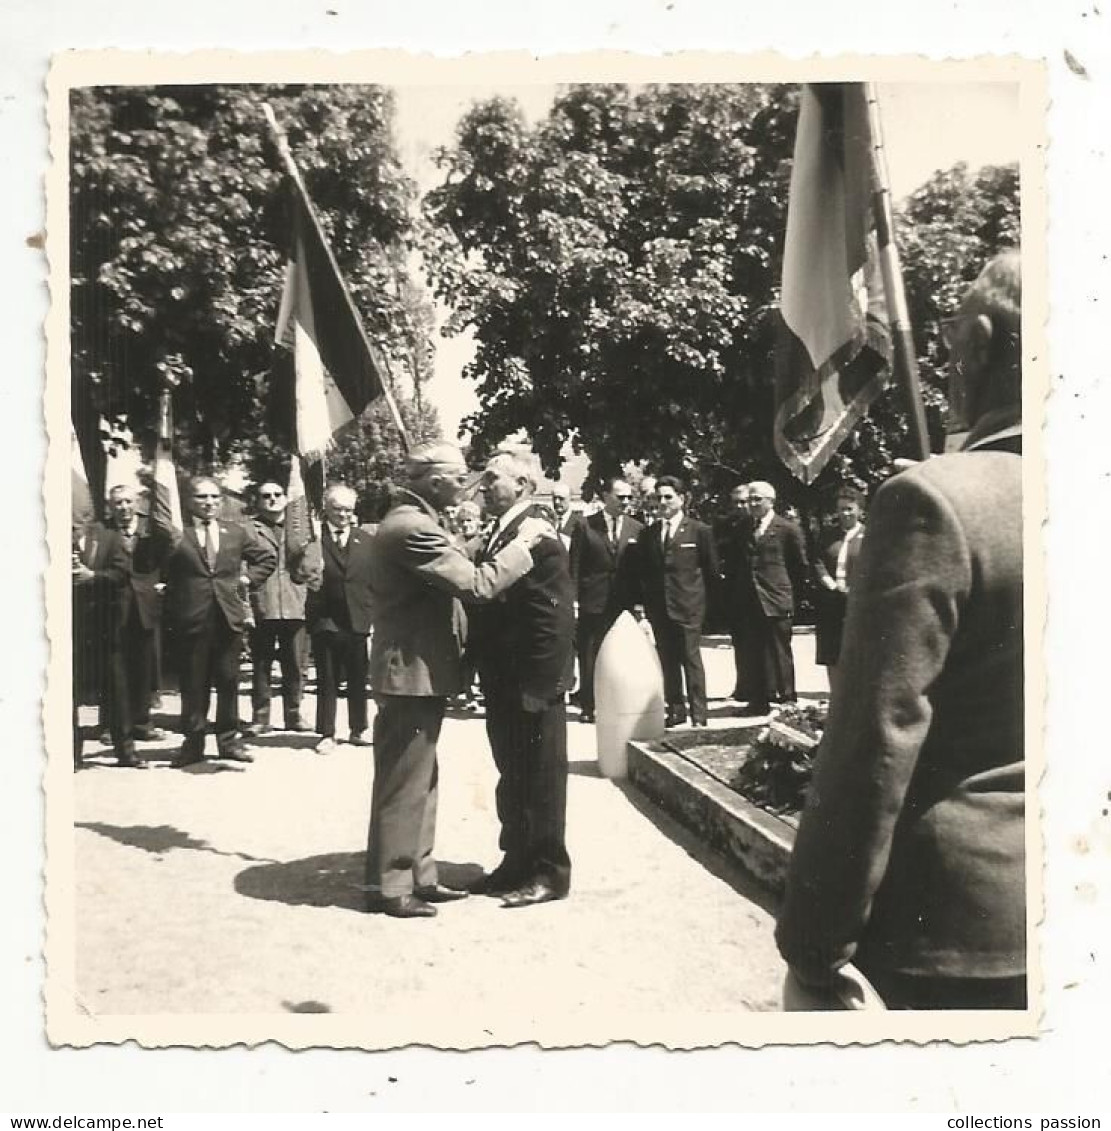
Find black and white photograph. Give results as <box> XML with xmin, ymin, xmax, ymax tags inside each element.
<box><xmin>44</xmin><ymin>50</ymin><xmax>1046</xmax><ymax>1053</ymax></box>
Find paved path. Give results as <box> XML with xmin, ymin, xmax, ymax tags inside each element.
<box><xmin>71</xmin><ymin>635</ymin><xmax>827</xmax><ymax>1042</ymax></box>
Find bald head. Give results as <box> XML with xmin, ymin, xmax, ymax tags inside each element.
<box><xmin>948</xmin><ymin>249</ymin><xmax>1022</xmax><ymax>428</ymax></box>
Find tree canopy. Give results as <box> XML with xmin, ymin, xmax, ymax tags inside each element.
<box><xmin>70</xmin><ymin>83</ymin><xmax>436</xmax><ymax>501</ymax></box>
<box><xmin>422</xmin><ymin>83</ymin><xmax>1020</xmax><ymax>509</ymax></box>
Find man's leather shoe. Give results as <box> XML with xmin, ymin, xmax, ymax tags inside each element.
<box><xmin>579</xmin><ymin>711</ymin><xmax>595</xmax><ymax>724</ymax></box>
<box><xmin>737</xmin><ymin>703</ymin><xmax>771</xmax><ymax>717</ymax></box>
<box><xmin>665</xmin><ymin>713</ymin><xmax>688</xmax><ymax>728</ymax></box>
<box><xmin>285</xmin><ymin>718</ymin><xmax>314</xmax><ymax>733</ymax></box>
<box><xmin>217</xmin><ymin>745</ymin><xmax>254</xmax><ymax>763</ymax></box>
<box><xmin>242</xmin><ymin>722</ymin><xmax>271</xmax><ymax>737</ymax></box>
<box><xmin>500</xmin><ymin>879</ymin><xmax>566</xmax><ymax>909</ymax></box>
<box><xmin>116</xmin><ymin>752</ymin><xmax>148</xmax><ymax>769</ymax></box>
<box><xmin>415</xmin><ymin>884</ymin><xmax>469</xmax><ymax>904</ymax></box>
<box><xmin>133</xmin><ymin>725</ymin><xmax>166</xmax><ymax>741</ymax></box>
<box><xmin>367</xmin><ymin>894</ymin><xmax>437</xmax><ymax>919</ymax></box>
<box><xmin>347</xmin><ymin>731</ymin><xmax>371</xmax><ymax>747</ymax></box>
<box><xmin>469</xmin><ymin>868</ymin><xmax>523</xmax><ymax>896</ymax></box>
<box><xmin>172</xmin><ymin>747</ymin><xmax>205</xmax><ymax>769</ymax></box>
<box><xmin>691</xmin><ymin>717</ymin><xmax>708</xmax><ymax>728</ymax></box>
<box><xmin>315</xmin><ymin>736</ymin><xmax>337</xmax><ymax>755</ymax></box>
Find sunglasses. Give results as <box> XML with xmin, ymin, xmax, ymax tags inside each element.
<box><xmin>260</xmin><ymin>492</ymin><xmax>284</xmax><ymax>500</ymax></box>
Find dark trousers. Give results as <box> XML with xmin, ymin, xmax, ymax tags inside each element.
<box><xmin>864</xmin><ymin>967</ymin><xmax>1028</xmax><ymax>1011</ymax></box>
<box><xmin>365</xmin><ymin>696</ymin><xmax>443</xmax><ymax>897</ymax></box>
<box><xmin>732</xmin><ymin>613</ymin><xmax>795</xmax><ymax>707</ymax></box>
<box><xmin>483</xmin><ymin>686</ymin><xmax>571</xmax><ymax>893</ymax></box>
<box><xmin>313</xmin><ymin>628</ymin><xmax>368</xmax><ymax>737</ymax></box>
<box><xmin>649</xmin><ymin>616</ymin><xmax>707</xmax><ymax>722</ymax></box>
<box><xmin>576</xmin><ymin>609</ymin><xmax>619</xmax><ymax>712</ymax></box>
<box><xmin>177</xmin><ymin>610</ymin><xmax>241</xmax><ymax>752</ymax></box>
<box><xmin>78</xmin><ymin>646</ymin><xmax>133</xmax><ymax>758</ymax></box>
<box><xmin>250</xmin><ymin>619</ymin><xmax>306</xmax><ymax>725</ymax></box>
<box><xmin>118</xmin><ymin>606</ymin><xmax>155</xmax><ymax>729</ymax></box>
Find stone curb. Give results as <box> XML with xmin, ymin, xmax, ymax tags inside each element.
<box><xmin>626</xmin><ymin>738</ymin><xmax>796</xmax><ymax>894</ymax></box>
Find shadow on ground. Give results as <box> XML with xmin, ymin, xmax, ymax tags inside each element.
<box><xmin>614</xmin><ymin>783</ymin><xmax>781</xmax><ymax>918</ymax></box>
<box><xmin>234</xmin><ymin>852</ymin><xmax>485</xmax><ymax>913</ymax></box>
<box><xmin>76</xmin><ymin>821</ymin><xmax>279</xmax><ymax>864</ymax></box>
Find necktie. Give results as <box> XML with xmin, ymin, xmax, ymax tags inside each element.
<box><xmin>662</xmin><ymin>520</ymin><xmax>671</xmax><ymax>550</ymax></box>
<box><xmin>203</xmin><ymin>521</ymin><xmax>217</xmax><ymax>570</ymax></box>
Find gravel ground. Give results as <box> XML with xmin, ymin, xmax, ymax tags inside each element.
<box><xmin>70</xmin><ymin>635</ymin><xmax>827</xmax><ymax>1041</ymax></box>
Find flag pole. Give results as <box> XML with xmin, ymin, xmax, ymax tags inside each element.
<box><xmin>261</xmin><ymin>102</ymin><xmax>411</xmax><ymax>454</ymax></box>
<box><xmin>864</xmin><ymin>84</ymin><xmax>931</xmax><ymax>462</ymax></box>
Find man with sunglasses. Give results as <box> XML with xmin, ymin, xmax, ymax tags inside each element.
<box><xmin>245</xmin><ymin>481</ymin><xmax>319</xmax><ymax>736</ymax></box>
<box><xmin>568</xmin><ymin>476</ymin><xmax>643</xmax><ymax>723</ymax></box>
<box><xmin>365</xmin><ymin>442</ymin><xmax>553</xmax><ymax>919</ymax></box>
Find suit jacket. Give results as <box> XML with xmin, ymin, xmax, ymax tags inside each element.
<box><xmin>107</xmin><ymin>516</ymin><xmax>171</xmax><ymax>631</ymax></box>
<box><xmin>165</xmin><ymin>520</ymin><xmax>276</xmax><ymax>635</ymax></box>
<box><xmin>569</xmin><ymin>510</ymin><xmax>643</xmax><ymax>616</ymax></box>
<box><xmin>368</xmin><ymin>490</ymin><xmax>534</xmax><ymax>698</ymax></box>
<box><xmin>248</xmin><ymin>515</ymin><xmax>317</xmax><ymax>622</ymax></box>
<box><xmin>729</xmin><ymin>513</ymin><xmax>808</xmax><ymax>619</ymax></box>
<box><xmin>468</xmin><ymin>505</ymin><xmax>576</xmax><ymax>701</ymax></box>
<box><xmin>776</xmin><ymin>414</ymin><xmax>1025</xmax><ymax>983</ymax></box>
<box><xmin>72</xmin><ymin>523</ymin><xmax>129</xmax><ymax>701</ymax></box>
<box><xmin>306</xmin><ymin>526</ymin><xmax>377</xmax><ymax>635</ymax></box>
<box><xmin>555</xmin><ymin>510</ymin><xmax>584</xmax><ymax>551</ymax></box>
<box><xmin>814</xmin><ymin>525</ymin><xmax>864</xmax><ymax>593</ymax></box>
<box><xmin>634</xmin><ymin>514</ymin><xmax>720</xmax><ymax>629</ymax></box>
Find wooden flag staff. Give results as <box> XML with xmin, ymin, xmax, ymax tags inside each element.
<box><xmin>864</xmin><ymin>84</ymin><xmax>931</xmax><ymax>463</ymax></box>
<box><xmin>261</xmin><ymin>101</ymin><xmax>411</xmax><ymax>455</ymax></box>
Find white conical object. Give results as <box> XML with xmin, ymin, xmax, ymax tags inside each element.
<box><xmin>594</xmin><ymin>611</ymin><xmax>667</xmax><ymax>778</ymax></box>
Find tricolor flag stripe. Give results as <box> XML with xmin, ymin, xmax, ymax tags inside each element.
<box><xmin>274</xmin><ymin>189</ymin><xmax>389</xmax><ymax>461</ymax></box>
<box><xmin>774</xmin><ymin>83</ymin><xmax>894</xmax><ymax>485</ymax></box>
<box><xmin>71</xmin><ymin>425</ymin><xmax>95</xmax><ymax>531</ymax></box>
<box><xmin>150</xmin><ymin>396</ymin><xmax>183</xmax><ymax>538</ymax></box>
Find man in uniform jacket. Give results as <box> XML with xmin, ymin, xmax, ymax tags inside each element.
<box><xmin>568</xmin><ymin>476</ymin><xmax>642</xmax><ymax>722</ymax></box>
<box><xmin>72</xmin><ymin>518</ymin><xmax>136</xmax><ymax>767</ymax></box>
<box><xmin>726</xmin><ymin>481</ymin><xmax>809</xmax><ymax>715</ymax></box>
<box><xmin>777</xmin><ymin>251</ymin><xmax>1026</xmax><ymax>1010</ymax></box>
<box><xmin>632</xmin><ymin>475</ymin><xmax>720</xmax><ymax>727</ymax></box>
<box><xmin>468</xmin><ymin>450</ymin><xmax>576</xmax><ymax>908</ymax></box>
<box><xmin>105</xmin><ymin>483</ymin><xmax>172</xmax><ymax>741</ymax></box>
<box><xmin>246</xmin><ymin>480</ymin><xmax>319</xmax><ymax>735</ymax></box>
<box><xmin>165</xmin><ymin>476</ymin><xmax>276</xmax><ymax>767</ymax></box>
<box><xmin>365</xmin><ymin>442</ymin><xmax>549</xmax><ymax>919</ymax></box>
<box><xmin>306</xmin><ymin>484</ymin><xmax>375</xmax><ymax>754</ymax></box>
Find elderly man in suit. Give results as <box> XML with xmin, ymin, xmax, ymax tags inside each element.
<box><xmin>777</xmin><ymin>251</ymin><xmax>1026</xmax><ymax>1010</ymax></box>
<box><xmin>365</xmin><ymin>442</ymin><xmax>551</xmax><ymax>918</ymax></box>
<box><xmin>726</xmin><ymin>481</ymin><xmax>809</xmax><ymax>716</ymax></box>
<box><xmin>550</xmin><ymin>482</ymin><xmax>582</xmax><ymax>550</ymax></box>
<box><xmin>568</xmin><ymin>476</ymin><xmax>642</xmax><ymax>723</ymax></box>
<box><xmin>245</xmin><ymin>480</ymin><xmax>319</xmax><ymax>736</ymax></box>
<box><xmin>165</xmin><ymin>476</ymin><xmax>276</xmax><ymax>767</ymax></box>
<box><xmin>633</xmin><ymin>475</ymin><xmax>720</xmax><ymax>728</ymax></box>
<box><xmin>104</xmin><ymin>483</ymin><xmax>172</xmax><ymax>742</ymax></box>
<box><xmin>467</xmin><ymin>450</ymin><xmax>576</xmax><ymax>907</ymax></box>
<box><xmin>307</xmin><ymin>484</ymin><xmax>375</xmax><ymax>755</ymax></box>
<box><xmin>72</xmin><ymin>518</ymin><xmax>136</xmax><ymax>768</ymax></box>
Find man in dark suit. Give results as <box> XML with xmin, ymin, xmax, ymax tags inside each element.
<box><xmin>306</xmin><ymin>484</ymin><xmax>375</xmax><ymax>754</ymax></box>
<box><xmin>568</xmin><ymin>476</ymin><xmax>642</xmax><ymax>722</ymax></box>
<box><xmin>365</xmin><ymin>442</ymin><xmax>551</xmax><ymax>918</ymax></box>
<box><xmin>468</xmin><ymin>450</ymin><xmax>576</xmax><ymax>908</ymax></box>
<box><xmin>105</xmin><ymin>483</ymin><xmax>172</xmax><ymax>741</ymax></box>
<box><xmin>245</xmin><ymin>480</ymin><xmax>319</xmax><ymax>735</ymax></box>
<box><xmin>550</xmin><ymin>483</ymin><xmax>582</xmax><ymax>550</ymax></box>
<box><xmin>72</xmin><ymin>519</ymin><xmax>138</xmax><ymax>768</ymax></box>
<box><xmin>165</xmin><ymin>476</ymin><xmax>276</xmax><ymax>767</ymax></box>
<box><xmin>777</xmin><ymin>251</ymin><xmax>1026</xmax><ymax>1010</ymax></box>
<box><xmin>725</xmin><ymin>481</ymin><xmax>809</xmax><ymax>716</ymax></box>
<box><xmin>633</xmin><ymin>475</ymin><xmax>720</xmax><ymax>727</ymax></box>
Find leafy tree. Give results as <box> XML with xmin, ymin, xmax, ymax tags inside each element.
<box><xmin>422</xmin><ymin>84</ymin><xmax>1020</xmax><ymax>514</ymax></box>
<box><xmin>70</xmin><ymin>83</ymin><xmax>435</xmax><ymax>500</ymax></box>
